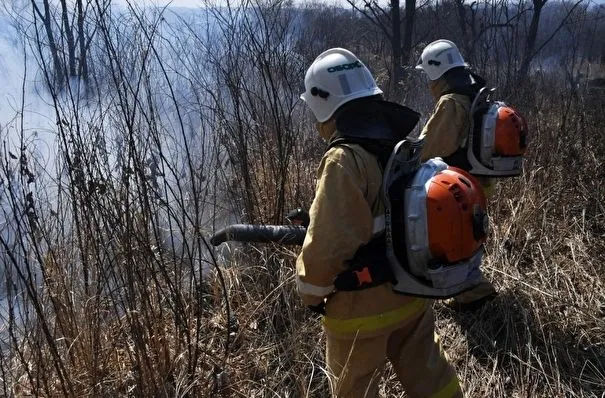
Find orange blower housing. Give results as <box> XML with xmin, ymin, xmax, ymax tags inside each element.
<box><xmin>493</xmin><ymin>106</ymin><xmax>527</xmax><ymax>157</ymax></box>
<box><xmin>403</xmin><ymin>158</ymin><xmax>489</xmax><ymax>286</ymax></box>
<box><xmin>466</xmin><ymin>87</ymin><xmax>528</xmax><ymax>177</ymax></box>
<box><xmin>425</xmin><ymin>168</ymin><xmax>487</xmax><ymax>264</ymax></box>
<box><xmin>385</xmin><ymin>143</ymin><xmax>488</xmax><ymax>296</ymax></box>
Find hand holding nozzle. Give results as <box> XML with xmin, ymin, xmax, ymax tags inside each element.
<box><xmin>286</xmin><ymin>208</ymin><xmax>310</xmax><ymax>228</ymax></box>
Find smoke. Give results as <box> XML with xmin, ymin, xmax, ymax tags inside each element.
<box><xmin>0</xmin><ymin>10</ymin><xmax>58</xmax><ymax>304</ymax></box>
<box><xmin>0</xmin><ymin>10</ymin><xmax>58</xmax><ymax>171</ymax></box>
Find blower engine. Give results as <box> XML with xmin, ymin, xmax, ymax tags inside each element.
<box><xmin>466</xmin><ymin>87</ymin><xmax>528</xmax><ymax>177</ymax></box>
<box><xmin>381</xmin><ymin>139</ymin><xmax>489</xmax><ymax>297</ymax></box>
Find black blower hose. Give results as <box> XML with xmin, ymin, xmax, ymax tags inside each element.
<box><xmin>210</xmin><ymin>224</ymin><xmax>307</xmax><ymax>246</ymax></box>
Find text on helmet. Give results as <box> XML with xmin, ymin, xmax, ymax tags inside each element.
<box><xmin>327</xmin><ymin>60</ymin><xmax>363</xmax><ymax>73</ymax></box>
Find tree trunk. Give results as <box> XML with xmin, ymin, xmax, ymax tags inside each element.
<box><xmin>454</xmin><ymin>0</ymin><xmax>470</xmax><ymax>54</ymax></box>
<box><xmin>77</xmin><ymin>0</ymin><xmax>89</xmax><ymax>83</ymax></box>
<box><xmin>391</xmin><ymin>0</ymin><xmax>402</xmax><ymax>83</ymax></box>
<box><xmin>33</xmin><ymin>0</ymin><xmax>64</xmax><ymax>87</ymax></box>
<box><xmin>402</xmin><ymin>0</ymin><xmax>416</xmax><ymax>67</ymax></box>
<box><xmin>518</xmin><ymin>0</ymin><xmax>547</xmax><ymax>79</ymax></box>
<box><xmin>60</xmin><ymin>0</ymin><xmax>76</xmax><ymax>78</ymax></box>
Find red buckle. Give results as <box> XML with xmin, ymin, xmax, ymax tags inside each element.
<box><xmin>354</xmin><ymin>266</ymin><xmax>373</xmax><ymax>287</ymax></box>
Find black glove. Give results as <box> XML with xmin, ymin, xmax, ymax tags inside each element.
<box><xmin>307</xmin><ymin>301</ymin><xmax>326</xmax><ymax>315</ymax></box>
<box><xmin>286</xmin><ymin>208</ymin><xmax>310</xmax><ymax>228</ymax></box>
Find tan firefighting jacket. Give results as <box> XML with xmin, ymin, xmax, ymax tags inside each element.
<box><xmin>296</xmin><ymin>141</ymin><xmax>428</xmax><ymax>339</ymax></box>
<box><xmin>420</xmin><ymin>79</ymin><xmax>470</xmax><ymax>161</ymax></box>
<box><xmin>420</xmin><ymin>78</ymin><xmax>493</xmax><ymax>194</ymax></box>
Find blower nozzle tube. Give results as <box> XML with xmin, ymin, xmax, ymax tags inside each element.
<box><xmin>210</xmin><ymin>224</ymin><xmax>307</xmax><ymax>246</ymax></box>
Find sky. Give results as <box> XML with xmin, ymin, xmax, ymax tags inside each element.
<box><xmin>112</xmin><ymin>0</ymin><xmax>391</xmax><ymax>7</ymax></box>
<box><xmin>112</xmin><ymin>0</ymin><xmax>605</xmax><ymax>6</ymax></box>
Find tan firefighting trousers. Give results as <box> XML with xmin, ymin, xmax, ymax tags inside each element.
<box><xmin>326</xmin><ymin>307</ymin><xmax>463</xmax><ymax>398</ymax></box>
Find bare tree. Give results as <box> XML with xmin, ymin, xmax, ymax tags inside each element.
<box><xmin>454</xmin><ymin>0</ymin><xmax>500</xmax><ymax>62</ymax></box>
<box><xmin>77</xmin><ymin>0</ymin><xmax>89</xmax><ymax>82</ymax></box>
<box><xmin>31</xmin><ymin>0</ymin><xmax>63</xmax><ymax>86</ymax></box>
<box><xmin>518</xmin><ymin>0</ymin><xmax>585</xmax><ymax>80</ymax></box>
<box><xmin>59</xmin><ymin>0</ymin><xmax>76</xmax><ymax>78</ymax></box>
<box><xmin>346</xmin><ymin>0</ymin><xmax>416</xmax><ymax>85</ymax></box>
<box><xmin>402</xmin><ymin>0</ymin><xmax>416</xmax><ymax>68</ymax></box>
<box><xmin>30</xmin><ymin>0</ymin><xmax>95</xmax><ymax>89</ymax></box>
<box><xmin>518</xmin><ymin>0</ymin><xmax>548</xmax><ymax>79</ymax></box>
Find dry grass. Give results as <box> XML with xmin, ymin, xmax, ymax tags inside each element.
<box><xmin>1</xmin><ymin>42</ymin><xmax>604</xmax><ymax>398</ymax></box>
<box><xmin>2</xmin><ymin>86</ymin><xmax>603</xmax><ymax>398</ymax></box>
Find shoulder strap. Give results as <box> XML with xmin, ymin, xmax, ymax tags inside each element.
<box><xmin>442</xmin><ymin>71</ymin><xmax>487</xmax><ymax>100</ymax></box>
<box><xmin>327</xmin><ymin>136</ymin><xmax>394</xmax><ymax>169</ymax></box>
<box><xmin>326</xmin><ymin>137</ymin><xmax>396</xmax><ymax>291</ymax></box>
<box><xmin>441</xmin><ymin>86</ymin><xmax>477</xmax><ymax>100</ymax></box>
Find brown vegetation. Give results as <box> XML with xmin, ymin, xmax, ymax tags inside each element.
<box><xmin>0</xmin><ymin>0</ymin><xmax>603</xmax><ymax>396</ymax></box>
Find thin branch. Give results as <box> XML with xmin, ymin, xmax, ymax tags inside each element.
<box><xmin>530</xmin><ymin>0</ymin><xmax>585</xmax><ymax>60</ymax></box>
<box><xmin>345</xmin><ymin>0</ymin><xmax>392</xmax><ymax>41</ymax></box>
<box><xmin>30</xmin><ymin>0</ymin><xmax>45</xmax><ymax>21</ymax></box>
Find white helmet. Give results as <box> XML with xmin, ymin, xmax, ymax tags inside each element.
<box><xmin>415</xmin><ymin>40</ymin><xmax>467</xmax><ymax>81</ymax></box>
<box><xmin>301</xmin><ymin>48</ymin><xmax>383</xmax><ymax>123</ymax></box>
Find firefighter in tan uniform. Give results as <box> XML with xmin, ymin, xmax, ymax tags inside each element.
<box><xmin>297</xmin><ymin>48</ymin><xmax>463</xmax><ymax>398</ymax></box>
<box><xmin>416</xmin><ymin>39</ymin><xmax>498</xmax><ymax>311</ymax></box>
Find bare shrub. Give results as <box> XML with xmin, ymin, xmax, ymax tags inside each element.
<box><xmin>0</xmin><ymin>0</ymin><xmax>603</xmax><ymax>397</ymax></box>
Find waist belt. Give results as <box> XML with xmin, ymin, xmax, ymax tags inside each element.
<box><xmin>334</xmin><ymin>235</ymin><xmax>395</xmax><ymax>291</ymax></box>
